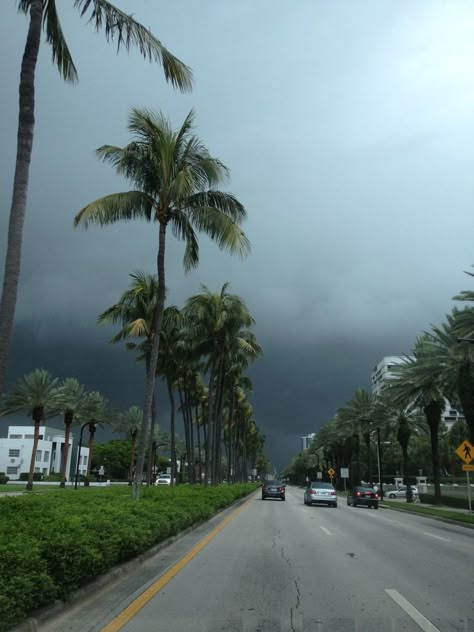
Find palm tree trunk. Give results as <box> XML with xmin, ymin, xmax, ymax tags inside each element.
<box><xmin>0</xmin><ymin>0</ymin><xmax>43</xmax><ymax>400</ymax></box>
<box><xmin>196</xmin><ymin>403</ymin><xmax>202</xmax><ymax>483</ymax></box>
<box><xmin>133</xmin><ymin>222</ymin><xmax>167</xmax><ymax>499</ymax></box>
<box><xmin>60</xmin><ymin>412</ymin><xmax>73</xmax><ymax>488</ymax></box>
<box><xmin>457</xmin><ymin>361</ymin><xmax>474</xmax><ymax>443</ymax></box>
<box><xmin>128</xmin><ymin>429</ymin><xmax>137</xmax><ymax>485</ymax></box>
<box><xmin>85</xmin><ymin>422</ymin><xmax>96</xmax><ymax>486</ymax></box>
<box><xmin>26</xmin><ymin>406</ymin><xmax>43</xmax><ymax>491</ymax></box>
<box><xmin>167</xmin><ymin>375</ymin><xmax>177</xmax><ymax>486</ymax></box>
<box><xmin>206</xmin><ymin>359</ymin><xmax>216</xmax><ymax>484</ymax></box>
<box><xmin>146</xmin><ymin>392</ymin><xmax>157</xmax><ymax>485</ymax></box>
<box><xmin>424</xmin><ymin>401</ymin><xmax>442</xmax><ymax>505</ymax></box>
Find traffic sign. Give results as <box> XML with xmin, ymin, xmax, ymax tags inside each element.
<box><xmin>340</xmin><ymin>467</ymin><xmax>349</xmax><ymax>479</ymax></box>
<box><xmin>328</xmin><ymin>467</ymin><xmax>335</xmax><ymax>478</ymax></box>
<box><xmin>455</xmin><ymin>440</ymin><xmax>474</xmax><ymax>464</ymax></box>
<box><xmin>462</xmin><ymin>464</ymin><xmax>474</xmax><ymax>472</ymax></box>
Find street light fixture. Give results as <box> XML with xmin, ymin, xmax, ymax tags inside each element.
<box><xmin>74</xmin><ymin>421</ymin><xmax>92</xmax><ymax>490</ymax></box>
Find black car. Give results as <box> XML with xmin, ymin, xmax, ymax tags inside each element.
<box><xmin>347</xmin><ymin>486</ymin><xmax>379</xmax><ymax>509</ymax></box>
<box><xmin>262</xmin><ymin>480</ymin><xmax>285</xmax><ymax>501</ymax></box>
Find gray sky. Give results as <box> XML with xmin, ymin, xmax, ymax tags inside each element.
<box><xmin>2</xmin><ymin>1</ymin><xmax>474</xmax><ymax>469</ymax></box>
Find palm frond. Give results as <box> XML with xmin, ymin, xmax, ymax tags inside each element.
<box><xmin>185</xmin><ymin>205</ymin><xmax>250</xmax><ymax>258</ymax></box>
<box><xmin>73</xmin><ymin>0</ymin><xmax>192</xmax><ymax>91</ymax></box>
<box><xmin>74</xmin><ymin>191</ymin><xmax>154</xmax><ymax>227</ymax></box>
<box><xmin>44</xmin><ymin>0</ymin><xmax>78</xmax><ymax>83</ymax></box>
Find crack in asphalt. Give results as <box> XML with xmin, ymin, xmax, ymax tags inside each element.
<box><xmin>290</xmin><ymin>577</ymin><xmax>301</xmax><ymax>632</ymax></box>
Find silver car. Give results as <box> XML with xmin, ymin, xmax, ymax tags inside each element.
<box><xmin>304</xmin><ymin>481</ymin><xmax>337</xmax><ymax>507</ymax></box>
<box><xmin>386</xmin><ymin>485</ymin><xmax>418</xmax><ymax>499</ymax></box>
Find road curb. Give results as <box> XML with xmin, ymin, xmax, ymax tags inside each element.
<box><xmin>380</xmin><ymin>502</ymin><xmax>474</xmax><ymax>530</ymax></box>
<box><xmin>9</xmin><ymin>491</ymin><xmax>257</xmax><ymax>632</ymax></box>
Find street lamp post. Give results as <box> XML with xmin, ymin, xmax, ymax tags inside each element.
<box><xmin>74</xmin><ymin>421</ymin><xmax>90</xmax><ymax>490</ymax></box>
<box><xmin>376</xmin><ymin>428</ymin><xmax>383</xmax><ymax>500</ymax></box>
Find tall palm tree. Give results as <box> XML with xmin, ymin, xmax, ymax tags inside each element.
<box><xmin>0</xmin><ymin>368</ymin><xmax>60</xmax><ymax>490</ymax></box>
<box><xmin>76</xmin><ymin>391</ymin><xmax>109</xmax><ymax>486</ymax></box>
<box><xmin>430</xmin><ymin>308</ymin><xmax>474</xmax><ymax>443</ymax></box>
<box><xmin>98</xmin><ymin>270</ymin><xmax>159</xmax><ymax>484</ymax></box>
<box><xmin>55</xmin><ymin>377</ymin><xmax>85</xmax><ymax>487</ymax></box>
<box><xmin>0</xmin><ymin>2</ymin><xmax>192</xmax><ymax>401</ymax></box>
<box><xmin>337</xmin><ymin>388</ymin><xmax>374</xmax><ymax>487</ymax></box>
<box><xmin>74</xmin><ymin>109</ymin><xmax>250</xmax><ymax>498</ymax></box>
<box><xmin>390</xmin><ymin>336</ymin><xmax>446</xmax><ymax>504</ymax></box>
<box><xmin>184</xmin><ymin>283</ymin><xmax>259</xmax><ymax>483</ymax></box>
<box><xmin>112</xmin><ymin>405</ymin><xmax>143</xmax><ymax>485</ymax></box>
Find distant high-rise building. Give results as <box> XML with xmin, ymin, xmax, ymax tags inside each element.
<box><xmin>371</xmin><ymin>356</ymin><xmax>465</xmax><ymax>431</ymax></box>
<box><xmin>301</xmin><ymin>433</ymin><xmax>316</xmax><ymax>451</ymax></box>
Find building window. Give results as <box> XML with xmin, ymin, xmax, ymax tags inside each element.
<box><xmin>34</xmin><ymin>467</ymin><xmax>40</xmax><ymax>473</ymax></box>
<box><xmin>9</xmin><ymin>434</ymin><xmax>22</xmax><ymax>439</ymax></box>
<box><xmin>42</xmin><ymin>468</ymin><xmax>48</xmax><ymax>474</ymax></box>
<box><xmin>83</xmin><ymin>456</ymin><xmax>88</xmax><ymax>466</ymax></box>
<box><xmin>44</xmin><ymin>451</ymin><xmax>50</xmax><ymax>461</ymax></box>
<box><xmin>8</xmin><ymin>449</ymin><xmax>20</xmax><ymax>457</ymax></box>
<box><xmin>24</xmin><ymin>434</ymin><xmax>34</xmax><ymax>439</ymax></box>
<box><xmin>35</xmin><ymin>450</ymin><xmax>42</xmax><ymax>462</ymax></box>
<box><xmin>6</xmin><ymin>466</ymin><xmax>18</xmax><ymax>475</ymax></box>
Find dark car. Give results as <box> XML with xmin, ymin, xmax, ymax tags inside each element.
<box><xmin>304</xmin><ymin>481</ymin><xmax>337</xmax><ymax>507</ymax></box>
<box><xmin>262</xmin><ymin>480</ymin><xmax>285</xmax><ymax>501</ymax></box>
<box><xmin>347</xmin><ymin>486</ymin><xmax>379</xmax><ymax>509</ymax></box>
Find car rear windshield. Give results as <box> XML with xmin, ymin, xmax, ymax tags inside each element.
<box><xmin>265</xmin><ymin>480</ymin><xmax>281</xmax><ymax>486</ymax></box>
<box><xmin>356</xmin><ymin>487</ymin><xmax>375</xmax><ymax>493</ymax></box>
<box><xmin>311</xmin><ymin>482</ymin><xmax>333</xmax><ymax>489</ymax></box>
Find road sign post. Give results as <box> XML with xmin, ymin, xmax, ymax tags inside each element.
<box><xmin>455</xmin><ymin>440</ymin><xmax>474</xmax><ymax>513</ymax></box>
<box><xmin>340</xmin><ymin>467</ymin><xmax>349</xmax><ymax>492</ymax></box>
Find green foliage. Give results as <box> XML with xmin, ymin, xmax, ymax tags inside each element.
<box><xmin>92</xmin><ymin>440</ymin><xmax>131</xmax><ymax>480</ymax></box>
<box><xmin>0</xmin><ymin>484</ymin><xmax>256</xmax><ymax>630</ymax></box>
<box><xmin>0</xmin><ymin>474</ymin><xmax>9</xmax><ymax>485</ymax></box>
<box><xmin>419</xmin><ymin>493</ymin><xmax>472</xmax><ymax>510</ymax></box>
<box><xmin>19</xmin><ymin>472</ymin><xmax>43</xmax><ymax>482</ymax></box>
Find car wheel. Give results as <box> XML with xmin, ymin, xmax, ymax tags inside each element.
<box><xmin>347</xmin><ymin>497</ymin><xmax>351</xmax><ymax>506</ymax></box>
<box><xmin>373</xmin><ymin>504</ymin><xmax>379</xmax><ymax>510</ymax></box>
<box><xmin>389</xmin><ymin>493</ymin><xmax>396</xmax><ymax>499</ymax></box>
<box><xmin>262</xmin><ymin>496</ymin><xmax>265</xmax><ymax>500</ymax></box>
<box><xmin>353</xmin><ymin>500</ymin><xmax>357</xmax><ymax>507</ymax></box>
<box><xmin>282</xmin><ymin>496</ymin><xmax>285</xmax><ymax>501</ymax></box>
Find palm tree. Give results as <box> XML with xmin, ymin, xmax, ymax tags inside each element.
<box><xmin>184</xmin><ymin>283</ymin><xmax>259</xmax><ymax>483</ymax></box>
<box><xmin>98</xmin><ymin>270</ymin><xmax>159</xmax><ymax>484</ymax></box>
<box><xmin>0</xmin><ymin>368</ymin><xmax>60</xmax><ymax>490</ymax></box>
<box><xmin>74</xmin><ymin>109</ymin><xmax>250</xmax><ymax>498</ymax></box>
<box><xmin>55</xmin><ymin>378</ymin><xmax>85</xmax><ymax>487</ymax></box>
<box><xmin>112</xmin><ymin>405</ymin><xmax>143</xmax><ymax>485</ymax></box>
<box><xmin>390</xmin><ymin>336</ymin><xmax>447</xmax><ymax>504</ymax></box>
<box><xmin>76</xmin><ymin>391</ymin><xmax>109</xmax><ymax>486</ymax></box>
<box><xmin>337</xmin><ymin>388</ymin><xmax>374</xmax><ymax>487</ymax></box>
<box><xmin>0</xmin><ymin>1</ymin><xmax>192</xmax><ymax>400</ymax></box>
<box><xmin>430</xmin><ymin>308</ymin><xmax>474</xmax><ymax>443</ymax></box>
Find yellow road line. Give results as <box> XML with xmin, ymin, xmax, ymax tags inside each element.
<box><xmin>101</xmin><ymin>494</ymin><xmax>255</xmax><ymax>632</ymax></box>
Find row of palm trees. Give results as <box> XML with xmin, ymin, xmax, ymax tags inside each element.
<box><xmin>0</xmin><ymin>280</ymin><xmax>266</xmax><ymax>490</ymax></box>
<box><xmin>285</xmin><ymin>279</ymin><xmax>474</xmax><ymax>504</ymax></box>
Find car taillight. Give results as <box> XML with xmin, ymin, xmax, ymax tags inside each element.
<box><xmin>311</xmin><ymin>490</ymin><xmax>316</xmax><ymax>494</ymax></box>
<box><xmin>356</xmin><ymin>491</ymin><xmax>361</xmax><ymax>496</ymax></box>
<box><xmin>374</xmin><ymin>493</ymin><xmax>379</xmax><ymax>499</ymax></box>
<box><xmin>263</xmin><ymin>486</ymin><xmax>268</xmax><ymax>491</ymax></box>
<box><xmin>279</xmin><ymin>487</ymin><xmax>284</xmax><ymax>492</ymax></box>
<box><xmin>330</xmin><ymin>491</ymin><xmax>336</xmax><ymax>496</ymax></box>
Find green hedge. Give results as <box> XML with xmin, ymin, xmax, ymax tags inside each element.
<box><xmin>419</xmin><ymin>493</ymin><xmax>472</xmax><ymax>510</ymax></box>
<box><xmin>0</xmin><ymin>474</ymin><xmax>9</xmax><ymax>485</ymax></box>
<box><xmin>0</xmin><ymin>484</ymin><xmax>257</xmax><ymax>631</ymax></box>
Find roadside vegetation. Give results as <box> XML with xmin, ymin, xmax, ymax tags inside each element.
<box><xmin>0</xmin><ymin>484</ymin><xmax>257</xmax><ymax>631</ymax></box>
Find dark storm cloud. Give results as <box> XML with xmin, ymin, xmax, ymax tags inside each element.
<box><xmin>2</xmin><ymin>1</ymin><xmax>474</xmax><ymax>468</ymax></box>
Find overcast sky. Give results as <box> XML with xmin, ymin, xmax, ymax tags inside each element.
<box><xmin>2</xmin><ymin>1</ymin><xmax>474</xmax><ymax>469</ymax></box>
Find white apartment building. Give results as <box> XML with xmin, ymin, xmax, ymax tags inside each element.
<box><xmin>371</xmin><ymin>356</ymin><xmax>465</xmax><ymax>431</ymax></box>
<box><xmin>301</xmin><ymin>433</ymin><xmax>316</xmax><ymax>450</ymax></box>
<box><xmin>0</xmin><ymin>425</ymin><xmax>89</xmax><ymax>481</ymax></box>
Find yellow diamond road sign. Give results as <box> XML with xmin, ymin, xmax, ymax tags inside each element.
<box><xmin>455</xmin><ymin>440</ymin><xmax>474</xmax><ymax>464</ymax></box>
<box><xmin>328</xmin><ymin>467</ymin><xmax>335</xmax><ymax>478</ymax></box>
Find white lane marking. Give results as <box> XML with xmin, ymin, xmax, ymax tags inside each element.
<box><xmin>422</xmin><ymin>531</ymin><xmax>450</xmax><ymax>542</ymax></box>
<box><xmin>385</xmin><ymin>589</ymin><xmax>441</xmax><ymax>632</ymax></box>
<box><xmin>320</xmin><ymin>526</ymin><xmax>333</xmax><ymax>536</ymax></box>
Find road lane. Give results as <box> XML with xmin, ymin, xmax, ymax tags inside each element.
<box><xmin>94</xmin><ymin>485</ymin><xmax>473</xmax><ymax>631</ymax></box>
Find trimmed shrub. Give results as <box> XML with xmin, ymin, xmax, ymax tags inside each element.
<box><xmin>419</xmin><ymin>493</ymin><xmax>471</xmax><ymax>510</ymax></box>
<box><xmin>0</xmin><ymin>483</ymin><xmax>257</xmax><ymax>631</ymax></box>
<box><xmin>19</xmin><ymin>472</ymin><xmax>43</xmax><ymax>482</ymax></box>
<box><xmin>0</xmin><ymin>474</ymin><xmax>9</xmax><ymax>485</ymax></box>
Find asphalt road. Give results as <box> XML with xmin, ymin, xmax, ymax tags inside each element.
<box><xmin>41</xmin><ymin>485</ymin><xmax>474</xmax><ymax>632</ymax></box>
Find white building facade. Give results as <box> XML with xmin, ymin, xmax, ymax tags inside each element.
<box><xmin>301</xmin><ymin>433</ymin><xmax>316</xmax><ymax>451</ymax></box>
<box><xmin>0</xmin><ymin>425</ymin><xmax>89</xmax><ymax>481</ymax></box>
<box><xmin>371</xmin><ymin>356</ymin><xmax>465</xmax><ymax>431</ymax></box>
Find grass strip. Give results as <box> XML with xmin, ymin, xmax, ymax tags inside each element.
<box><xmin>382</xmin><ymin>500</ymin><xmax>474</xmax><ymax>524</ymax></box>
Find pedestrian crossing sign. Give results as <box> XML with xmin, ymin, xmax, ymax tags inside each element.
<box><xmin>455</xmin><ymin>440</ymin><xmax>474</xmax><ymax>464</ymax></box>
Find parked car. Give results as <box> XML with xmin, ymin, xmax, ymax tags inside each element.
<box><xmin>155</xmin><ymin>474</ymin><xmax>172</xmax><ymax>486</ymax></box>
<box><xmin>347</xmin><ymin>485</ymin><xmax>379</xmax><ymax>509</ymax></box>
<box><xmin>304</xmin><ymin>481</ymin><xmax>337</xmax><ymax>507</ymax></box>
<box><xmin>262</xmin><ymin>480</ymin><xmax>286</xmax><ymax>501</ymax></box>
<box><xmin>386</xmin><ymin>485</ymin><xmax>418</xmax><ymax>499</ymax></box>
